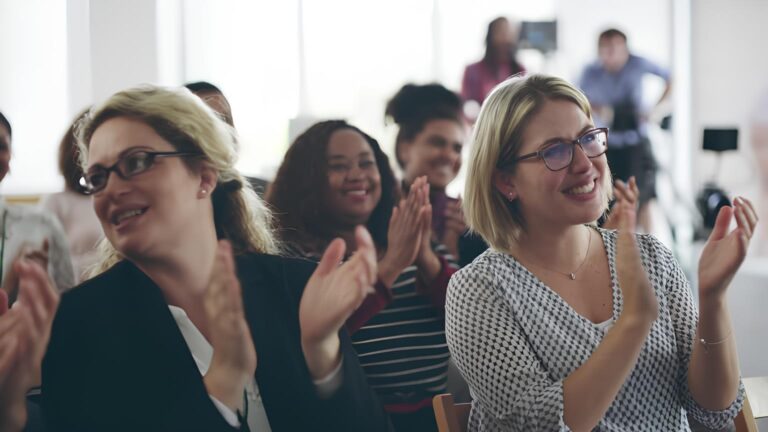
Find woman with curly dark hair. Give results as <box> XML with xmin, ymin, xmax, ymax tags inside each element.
<box><xmin>267</xmin><ymin>120</ymin><xmax>457</xmax><ymax>432</ymax></box>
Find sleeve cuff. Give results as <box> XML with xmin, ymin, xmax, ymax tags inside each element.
<box><xmin>210</xmin><ymin>395</ymin><xmax>241</xmax><ymax>427</ymax></box>
<box><xmin>313</xmin><ymin>357</ymin><xmax>344</xmax><ymax>399</ymax></box>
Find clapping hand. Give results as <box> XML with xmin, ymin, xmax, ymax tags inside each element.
<box><xmin>0</xmin><ymin>256</ymin><xmax>59</xmax><ymax>432</ymax></box>
<box><xmin>378</xmin><ymin>176</ymin><xmax>431</xmax><ymax>287</ymax></box>
<box><xmin>604</xmin><ymin>177</ymin><xmax>639</xmax><ymax>231</ymax></box>
<box><xmin>299</xmin><ymin>226</ymin><xmax>377</xmax><ymax>379</ymax></box>
<box><xmin>202</xmin><ymin>241</ymin><xmax>257</xmax><ymax>412</ymax></box>
<box><xmin>615</xmin><ymin>200</ymin><xmax>659</xmax><ymax>324</ymax></box>
<box><xmin>698</xmin><ymin>197</ymin><xmax>758</xmax><ymax>301</ymax></box>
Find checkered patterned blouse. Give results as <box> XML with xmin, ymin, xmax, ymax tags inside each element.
<box><xmin>445</xmin><ymin>228</ymin><xmax>744</xmax><ymax>431</ymax></box>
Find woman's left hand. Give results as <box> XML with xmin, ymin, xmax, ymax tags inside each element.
<box><xmin>698</xmin><ymin>197</ymin><xmax>759</xmax><ymax>301</ymax></box>
<box><xmin>299</xmin><ymin>225</ymin><xmax>377</xmax><ymax>378</ymax></box>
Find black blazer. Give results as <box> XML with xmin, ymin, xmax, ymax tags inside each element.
<box><xmin>42</xmin><ymin>254</ymin><xmax>393</xmax><ymax>432</ymax></box>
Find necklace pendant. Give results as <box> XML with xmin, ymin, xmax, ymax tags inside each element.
<box><xmin>569</xmin><ymin>273</ymin><xmax>576</xmax><ymax>280</ymax></box>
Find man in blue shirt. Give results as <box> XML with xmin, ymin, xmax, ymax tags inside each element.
<box><xmin>579</xmin><ymin>28</ymin><xmax>671</xmax><ymax>232</ymax></box>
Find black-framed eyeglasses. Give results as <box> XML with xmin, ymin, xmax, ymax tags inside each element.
<box><xmin>79</xmin><ymin>150</ymin><xmax>200</xmax><ymax>195</ymax></box>
<box><xmin>511</xmin><ymin>127</ymin><xmax>609</xmax><ymax>171</ymax></box>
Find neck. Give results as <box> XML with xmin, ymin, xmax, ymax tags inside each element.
<box><xmin>132</xmin><ymin>221</ymin><xmax>219</xmax><ymax>312</ymax></box>
<box><xmin>511</xmin><ymin>222</ymin><xmax>592</xmax><ymax>273</ymax></box>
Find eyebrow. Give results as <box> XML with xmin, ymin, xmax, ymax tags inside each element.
<box><xmin>327</xmin><ymin>151</ymin><xmax>373</xmax><ymax>160</ymax></box>
<box><xmin>536</xmin><ymin>125</ymin><xmax>595</xmax><ymax>150</ymax></box>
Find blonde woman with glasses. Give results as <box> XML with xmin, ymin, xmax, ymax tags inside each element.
<box><xmin>41</xmin><ymin>86</ymin><xmax>392</xmax><ymax>432</ymax></box>
<box><xmin>446</xmin><ymin>74</ymin><xmax>756</xmax><ymax>431</ymax></box>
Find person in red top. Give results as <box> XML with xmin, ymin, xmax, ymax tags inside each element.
<box><xmin>267</xmin><ymin>120</ymin><xmax>457</xmax><ymax>432</ymax></box>
<box><xmin>461</xmin><ymin>17</ymin><xmax>526</xmax><ymax>116</ymax></box>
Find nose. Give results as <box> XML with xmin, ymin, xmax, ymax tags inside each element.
<box><xmin>99</xmin><ymin>170</ymin><xmax>132</xmax><ymax>198</ymax></box>
<box><xmin>346</xmin><ymin>165</ymin><xmax>365</xmax><ymax>181</ymax></box>
<box><xmin>569</xmin><ymin>143</ymin><xmax>592</xmax><ymax>173</ymax></box>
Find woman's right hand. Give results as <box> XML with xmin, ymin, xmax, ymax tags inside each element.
<box><xmin>203</xmin><ymin>241</ymin><xmax>257</xmax><ymax>412</ymax></box>
<box><xmin>615</xmin><ymin>201</ymin><xmax>659</xmax><ymax>325</ymax></box>
<box><xmin>379</xmin><ymin>176</ymin><xmax>430</xmax><ymax>287</ymax></box>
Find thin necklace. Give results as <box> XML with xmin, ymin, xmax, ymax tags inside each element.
<box><xmin>518</xmin><ymin>226</ymin><xmax>592</xmax><ymax>281</ymax></box>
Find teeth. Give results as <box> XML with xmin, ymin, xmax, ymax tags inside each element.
<box><xmin>566</xmin><ymin>182</ymin><xmax>595</xmax><ymax>195</ymax></box>
<box><xmin>115</xmin><ymin>209</ymin><xmax>143</xmax><ymax>224</ymax></box>
<box><xmin>347</xmin><ymin>190</ymin><xmax>366</xmax><ymax>196</ymax></box>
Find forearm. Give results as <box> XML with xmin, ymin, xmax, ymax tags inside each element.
<box><xmin>416</xmin><ymin>250</ymin><xmax>441</xmax><ymax>286</ymax></box>
<box><xmin>688</xmin><ymin>295</ymin><xmax>740</xmax><ymax>410</ymax></box>
<box><xmin>563</xmin><ymin>317</ymin><xmax>652</xmax><ymax>431</ymax></box>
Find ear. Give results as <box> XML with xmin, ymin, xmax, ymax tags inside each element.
<box><xmin>493</xmin><ymin>169</ymin><xmax>518</xmax><ymax>201</ymax></box>
<box><xmin>198</xmin><ymin>165</ymin><xmax>219</xmax><ymax>198</ymax></box>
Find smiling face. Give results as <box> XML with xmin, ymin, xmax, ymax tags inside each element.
<box><xmin>87</xmin><ymin>116</ymin><xmax>211</xmax><ymax>261</ymax></box>
<box><xmin>399</xmin><ymin>119</ymin><xmax>465</xmax><ymax>190</ymax></box>
<box><xmin>495</xmin><ymin>98</ymin><xmax>611</xmax><ymax>230</ymax></box>
<box><xmin>323</xmin><ymin>128</ymin><xmax>382</xmax><ymax>227</ymax></box>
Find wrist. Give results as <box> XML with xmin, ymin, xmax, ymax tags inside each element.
<box><xmin>203</xmin><ymin>367</ymin><xmax>245</xmax><ymax>412</ymax></box>
<box><xmin>0</xmin><ymin>400</ymin><xmax>26</xmax><ymax>432</ymax></box>
<box><xmin>301</xmin><ymin>335</ymin><xmax>341</xmax><ymax>380</ymax></box>
<box><xmin>377</xmin><ymin>256</ymin><xmax>401</xmax><ymax>288</ymax></box>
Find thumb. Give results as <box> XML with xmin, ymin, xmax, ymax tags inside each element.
<box><xmin>708</xmin><ymin>205</ymin><xmax>733</xmax><ymax>242</ymax></box>
<box><xmin>316</xmin><ymin>238</ymin><xmax>346</xmax><ymax>276</ymax></box>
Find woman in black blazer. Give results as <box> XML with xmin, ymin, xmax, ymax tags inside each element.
<box><xmin>41</xmin><ymin>85</ymin><xmax>392</xmax><ymax>432</ymax></box>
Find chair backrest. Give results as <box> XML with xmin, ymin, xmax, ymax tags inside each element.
<box><xmin>734</xmin><ymin>393</ymin><xmax>759</xmax><ymax>432</ymax></box>
<box><xmin>433</xmin><ymin>394</ymin><xmax>472</xmax><ymax>432</ymax></box>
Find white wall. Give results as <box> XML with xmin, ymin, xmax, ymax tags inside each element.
<box><xmin>691</xmin><ymin>0</ymin><xmax>768</xmax><ymax>203</ymax></box>
<box><xmin>0</xmin><ymin>0</ymin><xmax>68</xmax><ymax>195</ymax></box>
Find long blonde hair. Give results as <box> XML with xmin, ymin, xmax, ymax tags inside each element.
<box><xmin>464</xmin><ymin>74</ymin><xmax>612</xmax><ymax>252</ymax></box>
<box><xmin>77</xmin><ymin>85</ymin><xmax>278</xmax><ymax>276</ymax></box>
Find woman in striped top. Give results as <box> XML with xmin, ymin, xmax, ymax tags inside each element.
<box><xmin>267</xmin><ymin>120</ymin><xmax>458</xmax><ymax>432</ymax></box>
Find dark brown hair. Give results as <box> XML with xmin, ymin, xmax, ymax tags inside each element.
<box><xmin>60</xmin><ymin>109</ymin><xmax>90</xmax><ymax>194</ymax></box>
<box><xmin>385</xmin><ymin>83</ymin><xmax>463</xmax><ymax>168</ymax></box>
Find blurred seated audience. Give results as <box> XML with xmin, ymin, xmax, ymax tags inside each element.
<box><xmin>0</xmin><ymin>111</ymin><xmax>75</xmax><ymax>296</ymax></box>
<box><xmin>386</xmin><ymin>83</ymin><xmax>487</xmax><ymax>266</ymax></box>
<box><xmin>184</xmin><ymin>81</ymin><xmax>269</xmax><ymax>196</ymax></box>
<box><xmin>40</xmin><ymin>109</ymin><xmax>103</xmax><ymax>283</ymax></box>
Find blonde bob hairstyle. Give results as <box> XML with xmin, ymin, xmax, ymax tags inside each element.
<box><xmin>77</xmin><ymin>85</ymin><xmax>278</xmax><ymax>276</ymax></box>
<box><xmin>463</xmin><ymin>74</ymin><xmax>612</xmax><ymax>252</ymax></box>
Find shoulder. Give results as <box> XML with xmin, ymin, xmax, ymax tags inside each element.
<box><xmin>449</xmin><ymin>249</ymin><xmax>509</xmax><ymax>301</ymax></box>
<box><xmin>56</xmin><ymin>261</ymin><xmax>135</xmax><ymax>315</ymax></box>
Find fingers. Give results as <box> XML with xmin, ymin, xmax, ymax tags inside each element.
<box><xmin>734</xmin><ymin>202</ymin><xmax>753</xmax><ymax>239</ymax></box>
<box><xmin>709</xmin><ymin>205</ymin><xmax>733</xmax><ymax>242</ymax></box>
<box><xmin>735</xmin><ymin>197</ymin><xmax>758</xmax><ymax>236</ymax></box>
<box><xmin>316</xmin><ymin>238</ymin><xmax>347</xmax><ymax>277</ymax></box>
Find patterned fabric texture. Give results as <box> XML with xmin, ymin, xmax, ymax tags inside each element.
<box><xmin>446</xmin><ymin>227</ymin><xmax>744</xmax><ymax>431</ymax></box>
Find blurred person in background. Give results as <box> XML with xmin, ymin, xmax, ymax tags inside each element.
<box><xmin>40</xmin><ymin>109</ymin><xmax>103</xmax><ymax>283</ymax></box>
<box><xmin>579</xmin><ymin>28</ymin><xmax>672</xmax><ymax>234</ymax></box>
<box><xmin>184</xmin><ymin>81</ymin><xmax>269</xmax><ymax>196</ymax></box>
<box><xmin>386</xmin><ymin>83</ymin><xmax>487</xmax><ymax>266</ymax></box>
<box><xmin>461</xmin><ymin>17</ymin><xmax>526</xmax><ymax>120</ymax></box>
